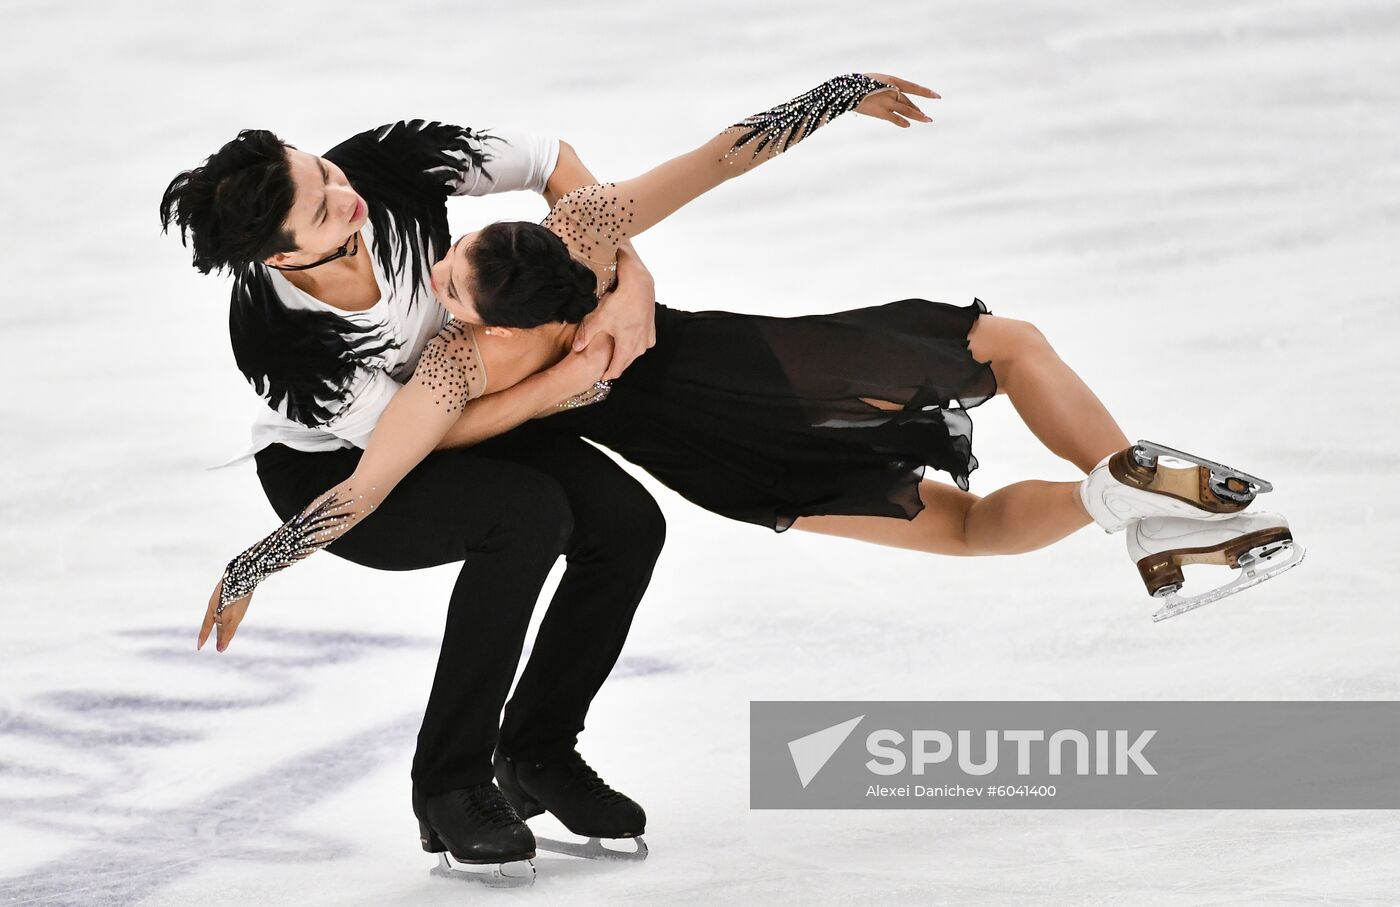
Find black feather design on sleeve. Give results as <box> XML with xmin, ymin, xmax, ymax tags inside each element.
<box><xmin>231</xmin><ymin>122</ymin><xmax>505</xmax><ymax>427</ymax></box>
<box><xmin>324</xmin><ymin>121</ymin><xmax>498</xmax><ymax>308</ymax></box>
<box><xmin>726</xmin><ymin>73</ymin><xmax>894</xmax><ymax>160</ymax></box>
<box><xmin>229</xmin><ymin>266</ymin><xmax>401</xmax><ymax>427</ymax></box>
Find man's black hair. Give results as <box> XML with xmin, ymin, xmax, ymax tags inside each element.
<box><xmin>162</xmin><ymin>121</ymin><xmax>498</xmax><ymax>428</ymax></box>
<box><xmin>159</xmin><ymin>129</ymin><xmax>298</xmax><ymax>274</ymax></box>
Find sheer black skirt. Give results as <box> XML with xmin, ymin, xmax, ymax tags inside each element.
<box><xmin>546</xmin><ymin>297</ymin><xmax>998</xmax><ymax>532</ymax></box>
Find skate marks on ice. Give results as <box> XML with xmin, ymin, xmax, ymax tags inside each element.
<box><xmin>0</xmin><ymin>626</ymin><xmax>678</xmax><ymax>905</ymax></box>
<box><xmin>0</xmin><ymin>626</ymin><xmax>424</xmax><ymax>906</ymax></box>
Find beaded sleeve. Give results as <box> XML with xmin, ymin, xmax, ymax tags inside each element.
<box><xmin>217</xmin><ymin>322</ymin><xmax>485</xmax><ymax>614</ymax></box>
<box><xmin>720</xmin><ymin>72</ymin><xmax>897</xmax><ymax>171</ymax></box>
<box><xmin>541</xmin><ymin>183</ymin><xmax>626</xmax><ymax>289</ymax></box>
<box><xmin>540</xmin><ymin>73</ymin><xmax>896</xmax><ymax>274</ymax></box>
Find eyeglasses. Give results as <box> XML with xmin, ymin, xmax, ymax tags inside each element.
<box><xmin>268</xmin><ymin>231</ymin><xmax>360</xmax><ymax>272</ymax></box>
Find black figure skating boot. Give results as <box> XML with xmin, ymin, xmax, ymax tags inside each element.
<box><xmin>494</xmin><ymin>749</ymin><xmax>649</xmax><ymax>862</ymax></box>
<box><xmin>412</xmin><ymin>783</ymin><xmax>537</xmax><ymax>887</ymax></box>
<box><xmin>1080</xmin><ymin>439</ymin><xmax>1273</xmax><ymax>533</ymax></box>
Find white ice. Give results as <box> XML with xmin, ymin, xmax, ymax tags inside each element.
<box><xmin>3</xmin><ymin>1</ymin><xmax>1399</xmax><ymax>904</ymax></box>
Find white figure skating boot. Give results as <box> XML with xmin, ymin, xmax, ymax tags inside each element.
<box><xmin>1126</xmin><ymin>511</ymin><xmax>1305</xmax><ymax>621</ymax></box>
<box><xmin>1080</xmin><ymin>440</ymin><xmax>1272</xmax><ymax>533</ymax></box>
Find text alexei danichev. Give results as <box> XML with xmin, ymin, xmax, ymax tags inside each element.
<box><xmin>866</xmin><ymin>784</ymin><xmax>1058</xmax><ymax>799</ymax></box>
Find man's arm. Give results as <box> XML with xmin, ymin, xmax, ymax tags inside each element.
<box><xmin>545</xmin><ymin>142</ymin><xmax>657</xmax><ymax>380</ymax></box>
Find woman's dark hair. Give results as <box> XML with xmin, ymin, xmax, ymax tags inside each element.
<box><xmin>466</xmin><ymin>221</ymin><xmax>599</xmax><ymax>327</ymax></box>
<box><xmin>159</xmin><ymin>129</ymin><xmax>298</xmax><ymax>274</ymax></box>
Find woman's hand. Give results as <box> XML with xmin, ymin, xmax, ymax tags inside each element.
<box><xmin>855</xmin><ymin>74</ymin><xmax>940</xmax><ymax>127</ymax></box>
<box><xmin>199</xmin><ymin>576</ymin><xmax>251</xmax><ymax>653</ymax></box>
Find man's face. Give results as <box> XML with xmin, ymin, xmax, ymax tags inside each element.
<box><xmin>430</xmin><ymin>230</ymin><xmax>484</xmax><ymax>323</ymax></box>
<box><xmin>265</xmin><ymin>148</ymin><xmax>368</xmax><ymax>266</ymax></box>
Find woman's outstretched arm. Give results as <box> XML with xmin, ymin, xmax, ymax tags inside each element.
<box><xmin>198</xmin><ymin>323</ymin><xmax>494</xmax><ymax>651</ymax></box>
<box><xmin>544</xmin><ymin>72</ymin><xmax>937</xmax><ymax>266</ymax></box>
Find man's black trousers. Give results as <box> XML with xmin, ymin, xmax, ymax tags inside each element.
<box><xmin>254</xmin><ymin>423</ymin><xmax>665</xmax><ymax>794</ymax></box>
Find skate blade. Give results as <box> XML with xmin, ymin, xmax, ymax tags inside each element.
<box><xmin>429</xmin><ymin>852</ymin><xmax>536</xmax><ymax>888</ymax></box>
<box><xmin>535</xmin><ymin>834</ymin><xmax>649</xmax><ymax>862</ymax></box>
<box><xmin>1134</xmin><ymin>439</ymin><xmax>1273</xmax><ymax>497</ymax></box>
<box><xmin>1150</xmin><ymin>539</ymin><xmax>1306</xmax><ymax>622</ymax></box>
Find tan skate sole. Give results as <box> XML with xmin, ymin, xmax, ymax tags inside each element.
<box><xmin>1135</xmin><ymin>527</ymin><xmax>1294</xmax><ymax>596</ymax></box>
<box><xmin>1109</xmin><ymin>449</ymin><xmax>1253</xmax><ymax>515</ymax></box>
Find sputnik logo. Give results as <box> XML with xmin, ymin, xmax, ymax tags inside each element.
<box><xmin>787</xmin><ymin>715</ymin><xmax>864</xmax><ymax>788</ymax></box>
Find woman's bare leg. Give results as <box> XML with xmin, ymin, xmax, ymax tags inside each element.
<box><xmin>794</xmin><ymin>476</ymin><xmax>1091</xmax><ymax>556</ymax></box>
<box><xmin>967</xmin><ymin>315</ymin><xmax>1130</xmax><ymax>474</ymax></box>
<box><xmin>794</xmin><ymin>312</ymin><xmax>1129</xmax><ymax>554</ymax></box>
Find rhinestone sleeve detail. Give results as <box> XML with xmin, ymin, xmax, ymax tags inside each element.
<box><xmin>553</xmin><ymin>380</ymin><xmax>613</xmax><ymax>410</ymax></box>
<box><xmin>218</xmin><ymin>488</ymin><xmax>368</xmax><ymax>613</ymax></box>
<box><xmin>722</xmin><ymin>73</ymin><xmax>895</xmax><ymax>167</ymax></box>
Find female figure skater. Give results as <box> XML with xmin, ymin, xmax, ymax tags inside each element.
<box><xmin>202</xmin><ymin>70</ymin><xmax>1301</xmax><ymax>663</ymax></box>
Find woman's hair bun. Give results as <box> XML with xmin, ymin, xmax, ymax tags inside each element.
<box><xmin>467</xmin><ymin>221</ymin><xmax>600</xmax><ymax>328</ymax></box>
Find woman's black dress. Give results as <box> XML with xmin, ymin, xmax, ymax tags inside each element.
<box><xmin>546</xmin><ymin>296</ymin><xmax>998</xmax><ymax>532</ymax></box>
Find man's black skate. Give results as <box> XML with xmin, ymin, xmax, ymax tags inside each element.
<box><xmin>412</xmin><ymin>783</ymin><xmax>537</xmax><ymax>887</ymax></box>
<box><xmin>495</xmin><ymin>749</ymin><xmax>649</xmax><ymax>861</ymax></box>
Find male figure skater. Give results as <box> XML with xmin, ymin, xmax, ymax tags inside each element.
<box><xmin>161</xmin><ymin>120</ymin><xmax>662</xmax><ymax>878</ymax></box>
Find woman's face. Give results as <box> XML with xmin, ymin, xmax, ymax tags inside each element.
<box><xmin>267</xmin><ymin>149</ymin><xmax>368</xmax><ymax>264</ymax></box>
<box><xmin>430</xmin><ymin>231</ymin><xmax>483</xmax><ymax>322</ymax></box>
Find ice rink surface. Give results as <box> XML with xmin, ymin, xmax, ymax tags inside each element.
<box><xmin>2</xmin><ymin>0</ymin><xmax>1398</xmax><ymax>903</ymax></box>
